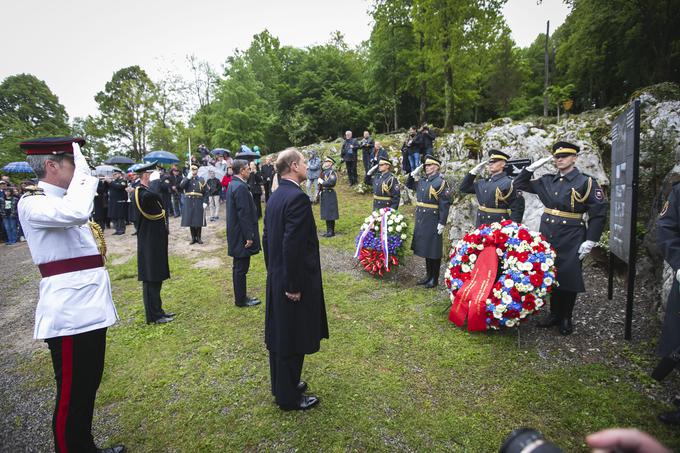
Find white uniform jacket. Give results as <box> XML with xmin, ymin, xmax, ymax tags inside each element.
<box><xmin>18</xmin><ymin>176</ymin><xmax>119</xmax><ymax>339</ymax></box>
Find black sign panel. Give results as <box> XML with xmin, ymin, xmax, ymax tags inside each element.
<box><xmin>504</xmin><ymin>159</ymin><xmax>532</xmax><ymax>178</ymax></box>
<box><xmin>609</xmin><ymin>100</ymin><xmax>640</xmax><ymax>263</ymax></box>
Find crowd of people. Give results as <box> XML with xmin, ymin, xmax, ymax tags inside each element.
<box><xmin>4</xmin><ymin>131</ymin><xmax>679</xmax><ymax>453</ymax></box>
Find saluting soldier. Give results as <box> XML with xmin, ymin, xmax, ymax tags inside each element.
<box><xmin>179</xmin><ymin>164</ymin><xmax>208</xmax><ymax>244</ymax></box>
<box><xmin>126</xmin><ymin>169</ymin><xmax>140</xmax><ymax>235</ymax></box>
<box><xmin>514</xmin><ymin>141</ymin><xmax>607</xmax><ymax>335</ymax></box>
<box><xmin>318</xmin><ymin>156</ymin><xmax>339</xmax><ymax>237</ymax></box>
<box><xmin>367</xmin><ymin>157</ymin><xmax>401</xmax><ymax>211</ymax></box>
<box><xmin>134</xmin><ymin>162</ymin><xmax>174</xmax><ymax>325</ymax></box>
<box><xmin>108</xmin><ymin>169</ymin><xmax>128</xmax><ymax>235</ymax></box>
<box><xmin>460</xmin><ymin>149</ymin><xmax>525</xmax><ymax>226</ymax></box>
<box><xmin>410</xmin><ymin>155</ymin><xmax>452</xmax><ymax>288</ymax></box>
<box><xmin>656</xmin><ymin>181</ymin><xmax>680</xmax><ymax>425</ymax></box>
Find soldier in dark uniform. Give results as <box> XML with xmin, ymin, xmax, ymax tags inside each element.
<box><xmin>93</xmin><ymin>177</ymin><xmax>108</xmax><ymax>230</ymax></box>
<box><xmin>411</xmin><ymin>155</ymin><xmax>452</xmax><ymax>288</ymax></box>
<box><xmin>179</xmin><ymin>165</ymin><xmax>208</xmax><ymax>244</ymax></box>
<box><xmin>134</xmin><ymin>161</ymin><xmax>174</xmax><ymax>325</ymax></box>
<box><xmin>368</xmin><ymin>157</ymin><xmax>400</xmax><ymax>211</ymax></box>
<box><xmin>150</xmin><ymin>169</ymin><xmax>172</xmax><ymax>230</ymax></box>
<box><xmin>340</xmin><ymin>130</ymin><xmax>359</xmax><ymax>186</ymax></box>
<box><xmin>460</xmin><ymin>149</ymin><xmax>525</xmax><ymax>226</ymax></box>
<box><xmin>318</xmin><ymin>157</ymin><xmax>339</xmax><ymax>237</ymax></box>
<box><xmin>108</xmin><ymin>169</ymin><xmax>128</xmax><ymax>235</ymax></box>
<box><xmin>656</xmin><ymin>181</ymin><xmax>680</xmax><ymax>425</ymax></box>
<box><xmin>514</xmin><ymin>141</ymin><xmax>607</xmax><ymax>335</ymax></box>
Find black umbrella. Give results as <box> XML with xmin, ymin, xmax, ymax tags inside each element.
<box><xmin>235</xmin><ymin>150</ymin><xmax>259</xmax><ymax>161</ymax></box>
<box><xmin>104</xmin><ymin>155</ymin><xmax>135</xmax><ymax>165</ymax></box>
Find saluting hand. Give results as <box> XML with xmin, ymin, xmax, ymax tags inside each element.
<box><xmin>469</xmin><ymin>160</ymin><xmax>486</xmax><ymax>175</ymax></box>
<box><xmin>526</xmin><ymin>156</ymin><xmax>552</xmax><ymax>172</ymax></box>
<box><xmin>72</xmin><ymin>142</ymin><xmax>90</xmax><ymax>176</ymax></box>
<box><xmin>245</xmin><ymin>239</ymin><xmax>253</xmax><ymax>248</ymax></box>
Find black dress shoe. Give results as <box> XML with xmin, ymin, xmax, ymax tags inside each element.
<box><xmin>559</xmin><ymin>318</ymin><xmax>573</xmax><ymax>335</ymax></box>
<box><xmin>163</xmin><ymin>312</ymin><xmax>176</xmax><ymax>318</ymax></box>
<box><xmin>151</xmin><ymin>316</ymin><xmax>174</xmax><ymax>324</ymax></box>
<box><xmin>279</xmin><ymin>395</ymin><xmax>319</xmax><ymax>411</ymax></box>
<box><xmin>97</xmin><ymin>444</ymin><xmax>126</xmax><ymax>453</ymax></box>
<box><xmin>416</xmin><ymin>275</ymin><xmax>430</xmax><ymax>285</ymax></box>
<box><xmin>236</xmin><ymin>297</ymin><xmax>261</xmax><ymax>307</ymax></box>
<box><xmin>537</xmin><ymin>314</ymin><xmax>560</xmax><ymax>328</ymax></box>
<box><xmin>296</xmin><ymin>381</ymin><xmax>308</xmax><ymax>393</ymax></box>
<box><xmin>197</xmin><ymin>239</ymin><xmax>204</xmax><ymax>244</ymax></box>
<box><xmin>659</xmin><ymin>409</ymin><xmax>680</xmax><ymax>425</ymax></box>
<box><xmin>189</xmin><ymin>239</ymin><xmax>196</xmax><ymax>245</ymax></box>
<box><xmin>424</xmin><ymin>278</ymin><xmax>437</xmax><ymax>288</ymax></box>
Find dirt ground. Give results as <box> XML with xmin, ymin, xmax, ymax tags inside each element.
<box><xmin>1</xmin><ymin>207</ymin><xmax>679</xmax><ymax>451</ymax></box>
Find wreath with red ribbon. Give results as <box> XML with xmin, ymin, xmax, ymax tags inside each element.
<box><xmin>354</xmin><ymin>208</ymin><xmax>409</xmax><ymax>277</ymax></box>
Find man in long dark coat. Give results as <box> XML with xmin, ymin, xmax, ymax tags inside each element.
<box><xmin>318</xmin><ymin>157</ymin><xmax>339</xmax><ymax>237</ymax></box>
<box><xmin>134</xmin><ymin>162</ymin><xmax>174</xmax><ymax>325</ymax></box>
<box><xmin>226</xmin><ymin>159</ymin><xmax>261</xmax><ymax>308</ymax></box>
<box><xmin>179</xmin><ymin>165</ymin><xmax>208</xmax><ymax>244</ymax></box>
<box><xmin>514</xmin><ymin>141</ymin><xmax>607</xmax><ymax>335</ymax></box>
<box><xmin>460</xmin><ymin>149</ymin><xmax>525</xmax><ymax>226</ymax></box>
<box><xmin>656</xmin><ymin>180</ymin><xmax>680</xmax><ymax>425</ymax></box>
<box><xmin>340</xmin><ymin>130</ymin><xmax>359</xmax><ymax>186</ymax></box>
<box><xmin>108</xmin><ymin>169</ymin><xmax>128</xmax><ymax>235</ymax></box>
<box><xmin>411</xmin><ymin>155</ymin><xmax>452</xmax><ymax>288</ymax></box>
<box><xmin>126</xmin><ymin>170</ymin><xmax>140</xmax><ymax>235</ymax></box>
<box><xmin>263</xmin><ymin>148</ymin><xmax>329</xmax><ymax>411</ymax></box>
<box><xmin>93</xmin><ymin>177</ymin><xmax>108</xmax><ymax>230</ymax></box>
<box><xmin>368</xmin><ymin>157</ymin><xmax>400</xmax><ymax>211</ymax></box>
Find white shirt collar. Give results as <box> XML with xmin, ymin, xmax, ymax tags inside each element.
<box><xmin>38</xmin><ymin>181</ymin><xmax>67</xmax><ymax>198</ymax></box>
<box><xmin>281</xmin><ymin>177</ymin><xmax>301</xmax><ymax>188</ymax></box>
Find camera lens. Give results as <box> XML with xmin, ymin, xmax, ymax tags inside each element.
<box><xmin>500</xmin><ymin>428</ymin><xmax>564</xmax><ymax>453</ymax></box>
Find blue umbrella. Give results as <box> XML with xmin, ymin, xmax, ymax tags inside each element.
<box><xmin>2</xmin><ymin>161</ymin><xmax>34</xmax><ymax>174</ymax></box>
<box><xmin>212</xmin><ymin>148</ymin><xmax>230</xmax><ymax>156</ymax></box>
<box><xmin>143</xmin><ymin>150</ymin><xmax>179</xmax><ymax>164</ymax></box>
<box><xmin>127</xmin><ymin>163</ymin><xmax>145</xmax><ymax>173</ymax></box>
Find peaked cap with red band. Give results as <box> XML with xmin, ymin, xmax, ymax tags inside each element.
<box><xmin>20</xmin><ymin>137</ymin><xmax>86</xmax><ymax>155</ymax></box>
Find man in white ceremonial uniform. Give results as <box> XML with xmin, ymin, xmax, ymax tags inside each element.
<box><xmin>18</xmin><ymin>137</ymin><xmax>124</xmax><ymax>453</ymax></box>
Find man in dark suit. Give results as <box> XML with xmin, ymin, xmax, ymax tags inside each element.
<box><xmin>108</xmin><ymin>169</ymin><xmax>128</xmax><ymax>235</ymax></box>
<box><xmin>262</xmin><ymin>148</ymin><xmax>329</xmax><ymax>411</ymax></box>
<box><xmin>226</xmin><ymin>159</ymin><xmax>261</xmax><ymax>307</ymax></box>
<box><xmin>134</xmin><ymin>162</ymin><xmax>174</xmax><ymax>325</ymax></box>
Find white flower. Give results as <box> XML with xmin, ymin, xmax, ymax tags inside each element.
<box><xmin>496</xmin><ymin>248</ymin><xmax>503</xmax><ymax>255</ymax></box>
<box><xmin>545</xmin><ymin>258</ymin><xmax>554</xmax><ymax>266</ymax></box>
<box><xmin>365</xmin><ymin>216</ymin><xmax>373</xmax><ymax>223</ymax></box>
<box><xmin>388</xmin><ymin>226</ymin><xmax>394</xmax><ymax>233</ymax></box>
<box><xmin>361</xmin><ymin>224</ymin><xmax>367</xmax><ymax>230</ymax></box>
<box><xmin>469</xmin><ymin>254</ymin><xmax>477</xmax><ymax>263</ymax></box>
<box><xmin>372</xmin><ymin>211</ymin><xmax>379</xmax><ymax>217</ymax></box>
<box><xmin>397</xmin><ymin>215</ymin><xmax>403</xmax><ymax>221</ymax></box>
<box><xmin>374</xmin><ymin>226</ymin><xmax>380</xmax><ymax>231</ymax></box>
<box><xmin>396</xmin><ymin>225</ymin><xmax>402</xmax><ymax>232</ymax></box>
<box><xmin>544</xmin><ymin>277</ymin><xmax>553</xmax><ymax>285</ymax></box>
<box><xmin>540</xmin><ymin>263</ymin><xmax>549</xmax><ymax>272</ymax></box>
<box><xmin>388</xmin><ymin>219</ymin><xmax>394</xmax><ymax>225</ymax></box>
<box><xmin>504</xmin><ymin>279</ymin><xmax>514</xmax><ymax>288</ymax></box>
<box><xmin>380</xmin><ymin>208</ymin><xmax>386</xmax><ymax>214</ymax></box>
<box><xmin>401</xmin><ymin>234</ymin><xmax>407</xmax><ymax>240</ymax></box>
<box><xmin>506</xmin><ymin>319</ymin><xmax>517</xmax><ymax>327</ymax></box>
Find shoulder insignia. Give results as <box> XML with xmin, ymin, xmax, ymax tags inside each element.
<box><xmin>21</xmin><ymin>186</ymin><xmax>45</xmax><ymax>197</ymax></box>
<box><xmin>595</xmin><ymin>188</ymin><xmax>605</xmax><ymax>201</ymax></box>
<box><xmin>660</xmin><ymin>200</ymin><xmax>670</xmax><ymax>217</ymax></box>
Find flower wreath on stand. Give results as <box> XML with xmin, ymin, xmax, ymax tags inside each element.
<box><xmin>444</xmin><ymin>220</ymin><xmax>558</xmax><ymax>331</ymax></box>
<box><xmin>354</xmin><ymin>207</ymin><xmax>408</xmax><ymax>277</ymax></box>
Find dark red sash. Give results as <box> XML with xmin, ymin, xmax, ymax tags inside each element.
<box><xmin>38</xmin><ymin>254</ymin><xmax>104</xmax><ymax>278</ymax></box>
<box><xmin>449</xmin><ymin>245</ymin><xmax>498</xmax><ymax>331</ymax></box>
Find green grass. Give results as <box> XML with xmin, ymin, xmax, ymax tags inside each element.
<box><xmin>17</xmin><ymin>182</ymin><xmax>680</xmax><ymax>452</ymax></box>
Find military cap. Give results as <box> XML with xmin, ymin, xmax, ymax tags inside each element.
<box><xmin>324</xmin><ymin>156</ymin><xmax>336</xmax><ymax>164</ymax></box>
<box><xmin>136</xmin><ymin>161</ymin><xmax>158</xmax><ymax>173</ymax></box>
<box><xmin>112</xmin><ymin>168</ymin><xmax>123</xmax><ymax>174</ymax></box>
<box><xmin>488</xmin><ymin>149</ymin><xmax>510</xmax><ymax>162</ymax></box>
<box><xmin>378</xmin><ymin>157</ymin><xmax>392</xmax><ymax>166</ymax></box>
<box><xmin>20</xmin><ymin>137</ymin><xmax>85</xmax><ymax>155</ymax></box>
<box><xmin>424</xmin><ymin>154</ymin><xmax>441</xmax><ymax>166</ymax></box>
<box><xmin>552</xmin><ymin>141</ymin><xmax>580</xmax><ymax>157</ymax></box>
<box><xmin>190</xmin><ymin>164</ymin><xmax>199</xmax><ymax>170</ymax></box>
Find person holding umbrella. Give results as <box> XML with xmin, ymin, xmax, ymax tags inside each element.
<box><xmin>179</xmin><ymin>165</ymin><xmax>208</xmax><ymax>244</ymax></box>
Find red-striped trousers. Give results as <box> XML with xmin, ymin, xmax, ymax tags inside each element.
<box><xmin>46</xmin><ymin>328</ymin><xmax>107</xmax><ymax>453</ymax></box>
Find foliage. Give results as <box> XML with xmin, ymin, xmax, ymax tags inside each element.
<box><xmin>0</xmin><ymin>74</ymin><xmax>70</xmax><ymax>164</ymax></box>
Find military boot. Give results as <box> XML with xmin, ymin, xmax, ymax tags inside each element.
<box><xmin>417</xmin><ymin>259</ymin><xmax>431</xmax><ymax>285</ymax></box>
<box><xmin>424</xmin><ymin>259</ymin><xmax>440</xmax><ymax>288</ymax></box>
<box><xmin>537</xmin><ymin>298</ymin><xmax>560</xmax><ymax>328</ymax></box>
<box><xmin>196</xmin><ymin>228</ymin><xmax>204</xmax><ymax>244</ymax></box>
<box><xmin>327</xmin><ymin>221</ymin><xmax>335</xmax><ymax>237</ymax></box>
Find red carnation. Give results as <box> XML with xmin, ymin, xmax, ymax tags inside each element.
<box><xmin>510</xmin><ymin>287</ymin><xmax>521</xmax><ymax>300</ymax></box>
<box><xmin>461</xmin><ymin>254</ymin><xmax>470</xmax><ymax>262</ymax></box>
<box><xmin>501</xmin><ymin>219</ymin><xmax>513</xmax><ymax>226</ymax></box>
<box><xmin>529</xmin><ymin>273</ymin><xmax>544</xmax><ymax>287</ymax></box>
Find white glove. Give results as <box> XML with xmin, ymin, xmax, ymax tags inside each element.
<box><xmin>367</xmin><ymin>164</ymin><xmax>379</xmax><ymax>176</ymax></box>
<box><xmin>317</xmin><ymin>178</ymin><xmax>323</xmax><ymax>185</ymax></box>
<box><xmin>72</xmin><ymin>142</ymin><xmax>90</xmax><ymax>176</ymax></box>
<box><xmin>149</xmin><ymin>170</ymin><xmax>160</xmax><ymax>182</ymax></box>
<box><xmin>437</xmin><ymin>223</ymin><xmax>445</xmax><ymax>235</ymax></box>
<box><xmin>202</xmin><ymin>203</ymin><xmax>208</xmax><ymax>209</ymax></box>
<box><xmin>578</xmin><ymin>240</ymin><xmax>596</xmax><ymax>260</ymax></box>
<box><xmin>676</xmin><ymin>269</ymin><xmax>680</xmax><ymax>284</ymax></box>
<box><xmin>469</xmin><ymin>160</ymin><xmax>486</xmax><ymax>175</ymax></box>
<box><xmin>410</xmin><ymin>164</ymin><xmax>423</xmax><ymax>178</ymax></box>
<box><xmin>526</xmin><ymin>156</ymin><xmax>552</xmax><ymax>172</ymax></box>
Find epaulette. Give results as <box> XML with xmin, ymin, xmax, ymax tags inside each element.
<box><xmin>21</xmin><ymin>185</ymin><xmax>45</xmax><ymax>197</ymax></box>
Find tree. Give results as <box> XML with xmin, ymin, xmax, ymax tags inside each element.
<box><xmin>0</xmin><ymin>73</ymin><xmax>70</xmax><ymax>164</ymax></box>
<box><xmin>483</xmin><ymin>33</ymin><xmax>526</xmax><ymax>117</ymax></box>
<box><xmin>544</xmin><ymin>83</ymin><xmax>575</xmax><ymax>121</ymax></box>
<box><xmin>94</xmin><ymin>66</ymin><xmax>158</xmax><ymax>160</ymax></box>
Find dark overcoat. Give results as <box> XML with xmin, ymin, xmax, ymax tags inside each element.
<box><xmin>656</xmin><ymin>182</ymin><xmax>680</xmax><ymax>357</ymax></box>
<box><xmin>226</xmin><ymin>177</ymin><xmax>261</xmax><ymax>258</ymax></box>
<box><xmin>372</xmin><ymin>170</ymin><xmax>400</xmax><ymax>211</ymax></box>
<box><xmin>514</xmin><ymin>167</ymin><xmax>607</xmax><ymax>292</ymax></box>
<box><xmin>319</xmin><ymin>169</ymin><xmax>339</xmax><ymax>220</ymax></box>
<box><xmin>134</xmin><ymin>185</ymin><xmax>170</xmax><ymax>282</ymax></box>
<box><xmin>411</xmin><ymin>172</ymin><xmax>451</xmax><ymax>259</ymax></box>
<box><xmin>460</xmin><ymin>172</ymin><xmax>525</xmax><ymax>226</ymax></box>
<box><xmin>127</xmin><ymin>178</ymin><xmax>140</xmax><ymax>223</ymax></box>
<box><xmin>263</xmin><ymin>179</ymin><xmax>329</xmax><ymax>355</ymax></box>
<box><xmin>179</xmin><ymin>176</ymin><xmax>208</xmax><ymax>227</ymax></box>
<box><xmin>108</xmin><ymin>178</ymin><xmax>128</xmax><ymax>219</ymax></box>
<box><xmin>93</xmin><ymin>180</ymin><xmax>108</xmax><ymax>223</ymax></box>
